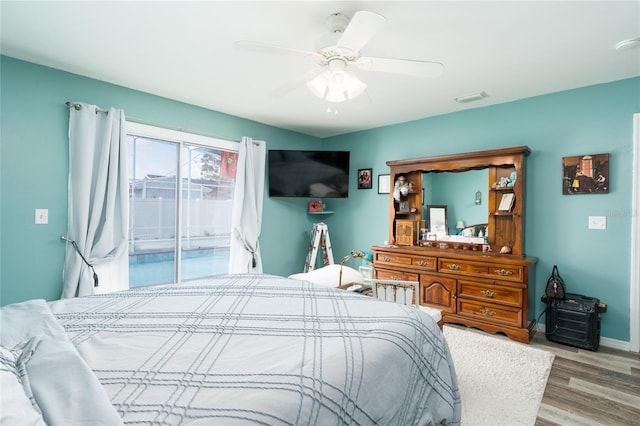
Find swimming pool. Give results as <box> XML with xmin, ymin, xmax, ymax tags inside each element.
<box><xmin>129</xmin><ymin>247</ymin><xmax>229</xmax><ymax>288</ymax></box>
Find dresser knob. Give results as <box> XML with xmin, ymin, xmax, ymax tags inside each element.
<box><xmin>417</xmin><ymin>260</ymin><xmax>428</xmax><ymax>267</ymax></box>
<box><xmin>448</xmin><ymin>264</ymin><xmax>461</xmax><ymax>271</ymax></box>
<box><xmin>495</xmin><ymin>269</ymin><xmax>513</xmax><ymax>276</ymax></box>
<box><xmin>382</xmin><ymin>256</ymin><xmax>391</xmax><ymax>262</ymax></box>
<box><xmin>479</xmin><ymin>308</ymin><xmax>496</xmax><ymax>316</ymax></box>
<box><xmin>481</xmin><ymin>290</ymin><xmax>496</xmax><ymax>298</ymax></box>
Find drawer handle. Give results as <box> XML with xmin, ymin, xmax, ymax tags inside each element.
<box><xmin>417</xmin><ymin>260</ymin><xmax>428</xmax><ymax>267</ymax></box>
<box><xmin>382</xmin><ymin>256</ymin><xmax>392</xmax><ymax>262</ymax></box>
<box><xmin>495</xmin><ymin>269</ymin><xmax>513</xmax><ymax>276</ymax></box>
<box><xmin>448</xmin><ymin>264</ymin><xmax>461</xmax><ymax>271</ymax></box>
<box><xmin>479</xmin><ymin>308</ymin><xmax>496</xmax><ymax>316</ymax></box>
<box><xmin>391</xmin><ymin>276</ymin><xmax>401</xmax><ymax>281</ymax></box>
<box><xmin>480</xmin><ymin>290</ymin><xmax>496</xmax><ymax>298</ymax></box>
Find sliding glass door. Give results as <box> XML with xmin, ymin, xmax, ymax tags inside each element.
<box><xmin>127</xmin><ymin>124</ymin><xmax>237</xmax><ymax>288</ymax></box>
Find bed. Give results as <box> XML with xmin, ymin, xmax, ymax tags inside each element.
<box><xmin>1</xmin><ymin>274</ymin><xmax>461</xmax><ymax>425</ymax></box>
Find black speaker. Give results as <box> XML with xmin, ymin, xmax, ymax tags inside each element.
<box><xmin>541</xmin><ymin>293</ymin><xmax>606</xmax><ymax>351</ymax></box>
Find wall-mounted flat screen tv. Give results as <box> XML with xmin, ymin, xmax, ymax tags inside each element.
<box><xmin>268</xmin><ymin>150</ymin><xmax>350</xmax><ymax>198</ymax></box>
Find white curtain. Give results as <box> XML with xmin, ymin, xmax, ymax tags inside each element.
<box><xmin>62</xmin><ymin>103</ymin><xmax>129</xmax><ymax>298</ymax></box>
<box><xmin>229</xmin><ymin>137</ymin><xmax>266</xmax><ymax>273</ymax></box>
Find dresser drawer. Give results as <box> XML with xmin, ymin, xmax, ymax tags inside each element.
<box><xmin>486</xmin><ymin>265</ymin><xmax>523</xmax><ymax>282</ymax></box>
<box><xmin>438</xmin><ymin>258</ymin><xmax>524</xmax><ymax>283</ymax></box>
<box><xmin>375</xmin><ymin>252</ymin><xmax>436</xmax><ymax>271</ymax></box>
<box><xmin>439</xmin><ymin>258</ymin><xmax>487</xmax><ymax>275</ymax></box>
<box><xmin>375</xmin><ymin>252</ymin><xmax>412</xmax><ymax>267</ymax></box>
<box><xmin>458</xmin><ymin>280</ymin><xmax>523</xmax><ymax>308</ymax></box>
<box><xmin>458</xmin><ymin>299</ymin><xmax>524</xmax><ymax>327</ymax></box>
<box><xmin>375</xmin><ymin>268</ymin><xmax>418</xmax><ymax>282</ymax></box>
<box><xmin>411</xmin><ymin>256</ymin><xmax>436</xmax><ymax>270</ymax></box>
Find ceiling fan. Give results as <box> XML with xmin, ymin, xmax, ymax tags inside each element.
<box><xmin>235</xmin><ymin>11</ymin><xmax>444</xmax><ymax>103</ymax></box>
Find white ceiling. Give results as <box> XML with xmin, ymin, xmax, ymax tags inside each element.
<box><xmin>1</xmin><ymin>1</ymin><xmax>639</xmax><ymax>138</ymax></box>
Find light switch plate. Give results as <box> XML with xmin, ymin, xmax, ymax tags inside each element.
<box><xmin>588</xmin><ymin>215</ymin><xmax>606</xmax><ymax>230</ymax></box>
<box><xmin>35</xmin><ymin>208</ymin><xmax>48</xmax><ymax>224</ymax></box>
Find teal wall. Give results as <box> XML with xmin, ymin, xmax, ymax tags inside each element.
<box><xmin>324</xmin><ymin>77</ymin><xmax>639</xmax><ymax>342</ymax></box>
<box><xmin>1</xmin><ymin>55</ymin><xmax>638</xmax><ymax>343</ymax></box>
<box><xmin>0</xmin><ymin>56</ymin><xmax>321</xmax><ymax>306</ymax></box>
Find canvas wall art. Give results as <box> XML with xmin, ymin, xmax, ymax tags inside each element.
<box><xmin>562</xmin><ymin>153</ymin><xmax>609</xmax><ymax>194</ymax></box>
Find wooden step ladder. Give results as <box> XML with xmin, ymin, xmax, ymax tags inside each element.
<box><xmin>304</xmin><ymin>222</ymin><xmax>334</xmax><ymax>272</ymax></box>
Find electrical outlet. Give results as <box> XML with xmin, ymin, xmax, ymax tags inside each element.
<box><xmin>588</xmin><ymin>216</ymin><xmax>606</xmax><ymax>230</ymax></box>
<box><xmin>35</xmin><ymin>208</ymin><xmax>48</xmax><ymax>225</ymax></box>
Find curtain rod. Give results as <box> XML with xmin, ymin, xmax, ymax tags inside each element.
<box><xmin>65</xmin><ymin>101</ymin><xmax>242</xmax><ymax>143</ymax></box>
<box><xmin>65</xmin><ymin>101</ymin><xmax>108</xmax><ymax>114</ymax></box>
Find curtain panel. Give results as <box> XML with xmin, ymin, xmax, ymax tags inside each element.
<box><xmin>229</xmin><ymin>137</ymin><xmax>266</xmax><ymax>273</ymax></box>
<box><xmin>62</xmin><ymin>103</ymin><xmax>129</xmax><ymax>297</ymax></box>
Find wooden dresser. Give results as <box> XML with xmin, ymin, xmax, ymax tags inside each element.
<box><xmin>372</xmin><ymin>245</ymin><xmax>536</xmax><ymax>343</ymax></box>
<box><xmin>376</xmin><ymin>146</ymin><xmax>537</xmax><ymax>343</ymax></box>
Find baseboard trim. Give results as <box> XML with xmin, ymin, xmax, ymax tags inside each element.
<box><xmin>531</xmin><ymin>322</ymin><xmax>632</xmax><ymax>352</ymax></box>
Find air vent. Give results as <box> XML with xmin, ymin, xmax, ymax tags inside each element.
<box><xmin>454</xmin><ymin>91</ymin><xmax>489</xmax><ymax>104</ymax></box>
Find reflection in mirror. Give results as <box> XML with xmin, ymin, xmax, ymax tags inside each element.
<box><xmin>427</xmin><ymin>205</ymin><xmax>448</xmax><ymax>236</ymax></box>
<box><xmin>422</xmin><ymin>169</ymin><xmax>488</xmax><ymax>233</ymax></box>
<box><xmin>461</xmin><ymin>223</ymin><xmax>488</xmax><ymax>238</ymax></box>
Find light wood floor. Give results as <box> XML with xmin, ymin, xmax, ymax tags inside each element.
<box><xmin>528</xmin><ymin>330</ymin><xmax>640</xmax><ymax>426</ymax></box>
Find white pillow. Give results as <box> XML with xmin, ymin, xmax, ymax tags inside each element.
<box><xmin>0</xmin><ymin>336</ymin><xmax>46</xmax><ymax>426</ymax></box>
<box><xmin>418</xmin><ymin>305</ymin><xmax>443</xmax><ymax>323</ymax></box>
<box><xmin>289</xmin><ymin>264</ymin><xmax>365</xmax><ymax>288</ymax></box>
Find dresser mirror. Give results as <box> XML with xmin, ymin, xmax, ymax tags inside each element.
<box><xmin>422</xmin><ymin>169</ymin><xmax>488</xmax><ymax>234</ymax></box>
<box><xmin>386</xmin><ymin>146</ymin><xmax>530</xmax><ymax>256</ymax></box>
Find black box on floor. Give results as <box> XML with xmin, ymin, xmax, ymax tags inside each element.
<box><xmin>541</xmin><ymin>293</ymin><xmax>606</xmax><ymax>351</ymax></box>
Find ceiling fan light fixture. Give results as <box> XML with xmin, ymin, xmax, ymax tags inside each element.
<box><xmin>307</xmin><ymin>60</ymin><xmax>367</xmax><ymax>102</ymax></box>
<box><xmin>325</xmin><ymin>89</ymin><xmax>348</xmax><ymax>103</ymax></box>
<box><xmin>307</xmin><ymin>73</ymin><xmax>329</xmax><ymax>98</ymax></box>
<box><xmin>345</xmin><ymin>75</ymin><xmax>367</xmax><ymax>98</ymax></box>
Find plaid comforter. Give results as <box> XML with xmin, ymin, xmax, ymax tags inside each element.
<box><xmin>49</xmin><ymin>274</ymin><xmax>461</xmax><ymax>425</ymax></box>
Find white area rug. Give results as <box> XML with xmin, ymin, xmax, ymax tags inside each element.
<box><xmin>443</xmin><ymin>326</ymin><xmax>555</xmax><ymax>426</ymax></box>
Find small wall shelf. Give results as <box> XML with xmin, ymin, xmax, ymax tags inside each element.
<box><xmin>308</xmin><ymin>211</ymin><xmax>334</xmax><ymax>215</ymax></box>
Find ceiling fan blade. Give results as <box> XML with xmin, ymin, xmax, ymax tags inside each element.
<box><xmin>270</xmin><ymin>66</ymin><xmax>326</xmax><ymax>98</ymax></box>
<box><xmin>235</xmin><ymin>40</ymin><xmax>322</xmax><ymax>62</ymax></box>
<box><xmin>337</xmin><ymin>11</ymin><xmax>385</xmax><ymax>52</ymax></box>
<box><xmin>355</xmin><ymin>56</ymin><xmax>444</xmax><ymax>78</ymax></box>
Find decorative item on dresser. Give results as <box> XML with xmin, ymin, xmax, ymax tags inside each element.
<box><xmin>375</xmin><ymin>146</ymin><xmax>537</xmax><ymax>343</ymax></box>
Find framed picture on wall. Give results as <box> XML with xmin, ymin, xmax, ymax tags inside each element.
<box><xmin>562</xmin><ymin>153</ymin><xmax>609</xmax><ymax>194</ymax></box>
<box><xmin>378</xmin><ymin>174</ymin><xmax>390</xmax><ymax>194</ymax></box>
<box><xmin>357</xmin><ymin>168</ymin><xmax>373</xmax><ymax>189</ymax></box>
